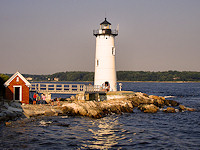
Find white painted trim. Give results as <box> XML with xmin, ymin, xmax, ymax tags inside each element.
<box><xmin>4</xmin><ymin>71</ymin><xmax>31</xmax><ymax>87</ymax></box>
<box><xmin>13</xmin><ymin>85</ymin><xmax>22</xmax><ymax>101</ymax></box>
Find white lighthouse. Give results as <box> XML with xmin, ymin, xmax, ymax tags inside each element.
<box><xmin>93</xmin><ymin>18</ymin><xmax>118</xmax><ymax>91</ymax></box>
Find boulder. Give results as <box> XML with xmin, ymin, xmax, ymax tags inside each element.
<box><xmin>62</xmin><ymin>103</ymin><xmax>87</xmax><ymax>116</ymax></box>
<box><xmin>168</xmin><ymin>100</ymin><xmax>179</xmax><ymax>107</ymax></box>
<box><xmin>10</xmin><ymin>101</ymin><xmax>22</xmax><ymax>108</ymax></box>
<box><xmin>163</xmin><ymin>107</ymin><xmax>176</xmax><ymax>113</ymax></box>
<box><xmin>153</xmin><ymin>99</ymin><xmax>165</xmax><ymax>108</ymax></box>
<box><xmin>122</xmin><ymin>103</ymin><xmax>133</xmax><ymax>113</ymax></box>
<box><xmin>3</xmin><ymin>102</ymin><xmax>9</xmax><ymax>109</ymax></box>
<box><xmin>34</xmin><ymin>110</ymin><xmax>46</xmax><ymax>116</ymax></box>
<box><xmin>149</xmin><ymin>95</ymin><xmax>165</xmax><ymax>108</ymax></box>
<box><xmin>0</xmin><ymin>112</ymin><xmax>6</xmax><ymax>117</ymax></box>
<box><xmin>61</xmin><ymin>106</ymin><xmax>75</xmax><ymax>115</ymax></box>
<box><xmin>143</xmin><ymin>93</ymin><xmax>149</xmax><ymax>98</ymax></box>
<box><xmin>44</xmin><ymin>110</ymin><xmax>55</xmax><ymax>116</ymax></box>
<box><xmin>179</xmin><ymin>105</ymin><xmax>186</xmax><ymax>111</ymax></box>
<box><xmin>138</xmin><ymin>104</ymin><xmax>159</xmax><ymax>113</ymax></box>
<box><xmin>135</xmin><ymin>92</ymin><xmax>150</xmax><ymax>100</ymax></box>
<box><xmin>179</xmin><ymin>105</ymin><xmax>196</xmax><ymax>112</ymax></box>
<box><xmin>2</xmin><ymin>110</ymin><xmax>17</xmax><ymax>117</ymax></box>
<box><xmin>108</xmin><ymin>105</ymin><xmax>122</xmax><ymax>114</ymax></box>
<box><xmin>23</xmin><ymin>109</ymin><xmax>36</xmax><ymax>117</ymax></box>
<box><xmin>164</xmin><ymin>100</ymin><xmax>170</xmax><ymax>106</ymax></box>
<box><xmin>129</xmin><ymin>96</ymin><xmax>153</xmax><ymax>107</ymax></box>
<box><xmin>186</xmin><ymin>107</ymin><xmax>196</xmax><ymax>112</ymax></box>
<box><xmin>87</xmin><ymin>108</ymin><xmax>102</xmax><ymax>118</ymax></box>
<box><xmin>77</xmin><ymin>106</ymin><xmax>88</xmax><ymax>116</ymax></box>
<box><xmin>149</xmin><ymin>95</ymin><xmax>160</xmax><ymax>100</ymax></box>
<box><xmin>0</xmin><ymin>112</ymin><xmax>7</xmax><ymax>121</ymax></box>
<box><xmin>51</xmin><ymin>108</ymin><xmax>63</xmax><ymax>115</ymax></box>
<box><xmin>126</xmin><ymin>101</ymin><xmax>134</xmax><ymax>110</ymax></box>
<box><xmin>8</xmin><ymin>106</ymin><xmax>23</xmax><ymax>113</ymax></box>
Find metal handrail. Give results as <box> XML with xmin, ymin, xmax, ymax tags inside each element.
<box><xmin>30</xmin><ymin>83</ymin><xmax>104</xmax><ymax>94</ymax></box>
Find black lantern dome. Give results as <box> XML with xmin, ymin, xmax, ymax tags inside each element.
<box><xmin>93</xmin><ymin>18</ymin><xmax>118</xmax><ymax>36</ymax></box>
<box><xmin>100</xmin><ymin>18</ymin><xmax>111</xmax><ymax>25</ymax></box>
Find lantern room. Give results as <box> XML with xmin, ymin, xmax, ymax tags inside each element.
<box><xmin>93</xmin><ymin>18</ymin><xmax>118</xmax><ymax>37</ymax></box>
<box><xmin>100</xmin><ymin>18</ymin><xmax>111</xmax><ymax>29</ymax></box>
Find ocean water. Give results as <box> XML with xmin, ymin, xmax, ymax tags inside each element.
<box><xmin>1</xmin><ymin>82</ymin><xmax>200</xmax><ymax>150</ymax></box>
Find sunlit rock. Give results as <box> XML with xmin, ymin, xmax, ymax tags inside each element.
<box><xmin>179</xmin><ymin>104</ymin><xmax>186</xmax><ymax>111</ymax></box>
<box><xmin>138</xmin><ymin>104</ymin><xmax>159</xmax><ymax>113</ymax></box>
<box><xmin>186</xmin><ymin>107</ymin><xmax>196</xmax><ymax>111</ymax></box>
<box><xmin>163</xmin><ymin>107</ymin><xmax>176</xmax><ymax>113</ymax></box>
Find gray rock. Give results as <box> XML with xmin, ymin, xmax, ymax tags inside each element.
<box><xmin>8</xmin><ymin>106</ymin><xmax>22</xmax><ymax>112</ymax></box>
<box><xmin>2</xmin><ymin>110</ymin><xmax>17</xmax><ymax>118</ymax></box>
<box><xmin>10</xmin><ymin>101</ymin><xmax>22</xmax><ymax>108</ymax></box>
<box><xmin>3</xmin><ymin>102</ymin><xmax>9</xmax><ymax>109</ymax></box>
<box><xmin>0</xmin><ymin>112</ymin><xmax>6</xmax><ymax>117</ymax></box>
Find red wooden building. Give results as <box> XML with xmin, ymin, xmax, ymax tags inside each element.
<box><xmin>4</xmin><ymin>72</ymin><xmax>31</xmax><ymax>104</ymax></box>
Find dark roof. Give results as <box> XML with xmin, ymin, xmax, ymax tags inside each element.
<box><xmin>100</xmin><ymin>18</ymin><xmax>111</xmax><ymax>25</ymax></box>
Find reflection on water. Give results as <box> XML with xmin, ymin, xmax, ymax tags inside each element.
<box><xmin>83</xmin><ymin>116</ymin><xmax>125</xmax><ymax>149</ymax></box>
<box><xmin>1</xmin><ymin>82</ymin><xmax>200</xmax><ymax>149</ymax></box>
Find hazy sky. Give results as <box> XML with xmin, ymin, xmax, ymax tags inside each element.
<box><xmin>1</xmin><ymin>0</ymin><xmax>200</xmax><ymax>74</ymax></box>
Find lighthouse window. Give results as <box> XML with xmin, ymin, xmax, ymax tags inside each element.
<box><xmin>112</xmin><ymin>47</ymin><xmax>115</xmax><ymax>56</ymax></box>
<box><xmin>96</xmin><ymin>59</ymin><xmax>99</xmax><ymax>67</ymax></box>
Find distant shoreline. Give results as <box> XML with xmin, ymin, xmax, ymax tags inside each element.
<box><xmin>30</xmin><ymin>81</ymin><xmax>200</xmax><ymax>83</ymax></box>
<box><xmin>4</xmin><ymin>71</ymin><xmax>200</xmax><ymax>82</ymax></box>
<box><xmin>118</xmin><ymin>81</ymin><xmax>200</xmax><ymax>83</ymax></box>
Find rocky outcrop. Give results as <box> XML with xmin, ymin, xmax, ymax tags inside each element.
<box><xmin>0</xmin><ymin>100</ymin><xmax>24</xmax><ymax>122</ymax></box>
<box><xmin>58</xmin><ymin>99</ymin><xmax>134</xmax><ymax>118</ymax></box>
<box><xmin>1</xmin><ymin>91</ymin><xmax>197</xmax><ymax>121</ymax></box>
<box><xmin>21</xmin><ymin>92</ymin><xmax>197</xmax><ymax>119</ymax></box>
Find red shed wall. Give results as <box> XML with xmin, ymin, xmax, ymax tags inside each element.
<box><xmin>5</xmin><ymin>75</ymin><xmax>30</xmax><ymax>104</ymax></box>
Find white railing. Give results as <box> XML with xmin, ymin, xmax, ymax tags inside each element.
<box><xmin>30</xmin><ymin>83</ymin><xmax>104</xmax><ymax>94</ymax></box>
<box><xmin>30</xmin><ymin>83</ymin><xmax>86</xmax><ymax>94</ymax></box>
<box><xmin>85</xmin><ymin>85</ymin><xmax>102</xmax><ymax>92</ymax></box>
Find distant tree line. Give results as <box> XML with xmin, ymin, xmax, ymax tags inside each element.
<box><xmin>3</xmin><ymin>71</ymin><xmax>200</xmax><ymax>82</ymax></box>
<box><xmin>0</xmin><ymin>74</ymin><xmax>9</xmax><ymax>97</ymax></box>
<box><xmin>117</xmin><ymin>71</ymin><xmax>200</xmax><ymax>81</ymax></box>
<box><xmin>50</xmin><ymin>72</ymin><xmax>94</xmax><ymax>81</ymax></box>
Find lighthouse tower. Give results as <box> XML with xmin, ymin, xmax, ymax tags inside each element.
<box><xmin>93</xmin><ymin>18</ymin><xmax>118</xmax><ymax>91</ymax></box>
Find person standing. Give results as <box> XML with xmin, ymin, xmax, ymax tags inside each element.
<box><xmin>33</xmin><ymin>93</ymin><xmax>37</xmax><ymax>105</ymax></box>
<box><xmin>56</xmin><ymin>98</ymin><xmax>60</xmax><ymax>106</ymax></box>
<box><xmin>41</xmin><ymin>94</ymin><xmax>46</xmax><ymax>104</ymax></box>
<box><xmin>36</xmin><ymin>94</ymin><xmax>40</xmax><ymax>104</ymax></box>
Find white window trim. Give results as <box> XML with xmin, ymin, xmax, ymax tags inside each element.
<box><xmin>13</xmin><ymin>85</ymin><xmax>22</xmax><ymax>101</ymax></box>
<box><xmin>112</xmin><ymin>47</ymin><xmax>116</xmax><ymax>56</ymax></box>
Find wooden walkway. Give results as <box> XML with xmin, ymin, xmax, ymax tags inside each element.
<box><xmin>30</xmin><ymin>83</ymin><xmax>102</xmax><ymax>94</ymax></box>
